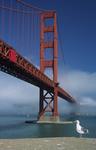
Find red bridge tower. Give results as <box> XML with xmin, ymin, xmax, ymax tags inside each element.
<box><xmin>39</xmin><ymin>11</ymin><xmax>59</xmax><ymax>121</ymax></box>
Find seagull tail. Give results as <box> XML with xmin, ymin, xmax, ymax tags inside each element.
<box><xmin>84</xmin><ymin>128</ymin><xmax>89</xmax><ymax>134</ymax></box>
<box><xmin>86</xmin><ymin>129</ymin><xmax>89</xmax><ymax>134</ymax></box>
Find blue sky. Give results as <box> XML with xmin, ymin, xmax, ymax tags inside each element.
<box><xmin>26</xmin><ymin>0</ymin><xmax>96</xmax><ymax>72</ymax></box>
<box><xmin>0</xmin><ymin>0</ymin><xmax>96</xmax><ymax>116</ymax></box>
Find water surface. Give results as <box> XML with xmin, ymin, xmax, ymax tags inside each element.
<box><xmin>0</xmin><ymin>115</ymin><xmax>96</xmax><ymax>139</ymax></box>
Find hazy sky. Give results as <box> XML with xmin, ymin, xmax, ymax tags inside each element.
<box><xmin>0</xmin><ymin>0</ymin><xmax>96</xmax><ymax>116</ymax></box>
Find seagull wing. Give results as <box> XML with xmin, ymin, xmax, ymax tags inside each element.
<box><xmin>81</xmin><ymin>126</ymin><xmax>89</xmax><ymax>133</ymax></box>
<box><xmin>81</xmin><ymin>126</ymin><xmax>84</xmax><ymax>131</ymax></box>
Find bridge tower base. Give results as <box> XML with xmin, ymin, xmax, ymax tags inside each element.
<box><xmin>38</xmin><ymin>11</ymin><xmax>59</xmax><ymax>121</ymax></box>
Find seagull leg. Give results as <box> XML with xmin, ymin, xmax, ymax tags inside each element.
<box><xmin>80</xmin><ymin>134</ymin><xmax>82</xmax><ymax>138</ymax></box>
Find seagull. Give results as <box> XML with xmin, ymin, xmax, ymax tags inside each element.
<box><xmin>74</xmin><ymin>120</ymin><xmax>89</xmax><ymax>137</ymax></box>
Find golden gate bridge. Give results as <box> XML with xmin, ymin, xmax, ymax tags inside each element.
<box><xmin>0</xmin><ymin>0</ymin><xmax>76</xmax><ymax>122</ymax></box>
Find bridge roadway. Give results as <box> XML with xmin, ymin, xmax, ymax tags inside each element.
<box><xmin>0</xmin><ymin>39</ymin><xmax>75</xmax><ymax>103</ymax></box>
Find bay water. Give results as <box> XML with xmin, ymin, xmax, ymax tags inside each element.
<box><xmin>0</xmin><ymin>114</ymin><xmax>96</xmax><ymax>139</ymax></box>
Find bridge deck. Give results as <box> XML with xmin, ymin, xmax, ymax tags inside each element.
<box><xmin>0</xmin><ymin>39</ymin><xmax>75</xmax><ymax>103</ymax></box>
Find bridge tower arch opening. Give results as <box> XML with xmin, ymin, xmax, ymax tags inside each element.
<box><xmin>39</xmin><ymin>11</ymin><xmax>59</xmax><ymax>121</ymax></box>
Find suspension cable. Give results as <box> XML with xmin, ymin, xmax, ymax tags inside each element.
<box><xmin>16</xmin><ymin>0</ymin><xmax>55</xmax><ymax>12</ymax></box>
<box><xmin>0</xmin><ymin>5</ymin><xmax>32</xmax><ymax>14</ymax></box>
<box><xmin>57</xmin><ymin>19</ymin><xmax>66</xmax><ymax>65</ymax></box>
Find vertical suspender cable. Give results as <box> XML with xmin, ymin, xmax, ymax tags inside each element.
<box><xmin>0</xmin><ymin>0</ymin><xmax>4</xmax><ymax>38</ymax></box>
<box><xmin>29</xmin><ymin>13</ymin><xmax>33</xmax><ymax>63</ymax></box>
<box><xmin>36</xmin><ymin>11</ymin><xmax>39</xmax><ymax>66</ymax></box>
<box><xmin>21</xmin><ymin>6</ymin><xmax>24</xmax><ymax>54</ymax></box>
<box><xmin>27</xmin><ymin>13</ymin><xmax>31</xmax><ymax>60</ymax></box>
<box><xmin>16</xmin><ymin>0</ymin><xmax>19</xmax><ymax>50</ymax></box>
<box><xmin>34</xmin><ymin>11</ymin><xmax>37</xmax><ymax>65</ymax></box>
<box><xmin>32</xmin><ymin>13</ymin><xmax>34</xmax><ymax>63</ymax></box>
<box><xmin>9</xmin><ymin>0</ymin><xmax>13</xmax><ymax>43</ymax></box>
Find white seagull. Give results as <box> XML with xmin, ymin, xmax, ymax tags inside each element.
<box><xmin>74</xmin><ymin>120</ymin><xmax>89</xmax><ymax>137</ymax></box>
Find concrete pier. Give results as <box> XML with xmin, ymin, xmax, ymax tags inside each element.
<box><xmin>37</xmin><ymin>116</ymin><xmax>73</xmax><ymax>124</ymax></box>
<box><xmin>38</xmin><ymin>116</ymin><xmax>60</xmax><ymax>123</ymax></box>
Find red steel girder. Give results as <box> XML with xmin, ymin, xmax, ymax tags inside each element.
<box><xmin>44</xmin><ymin>26</ymin><xmax>54</xmax><ymax>32</ymax></box>
<box><xmin>0</xmin><ymin>39</ymin><xmax>75</xmax><ymax>103</ymax></box>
